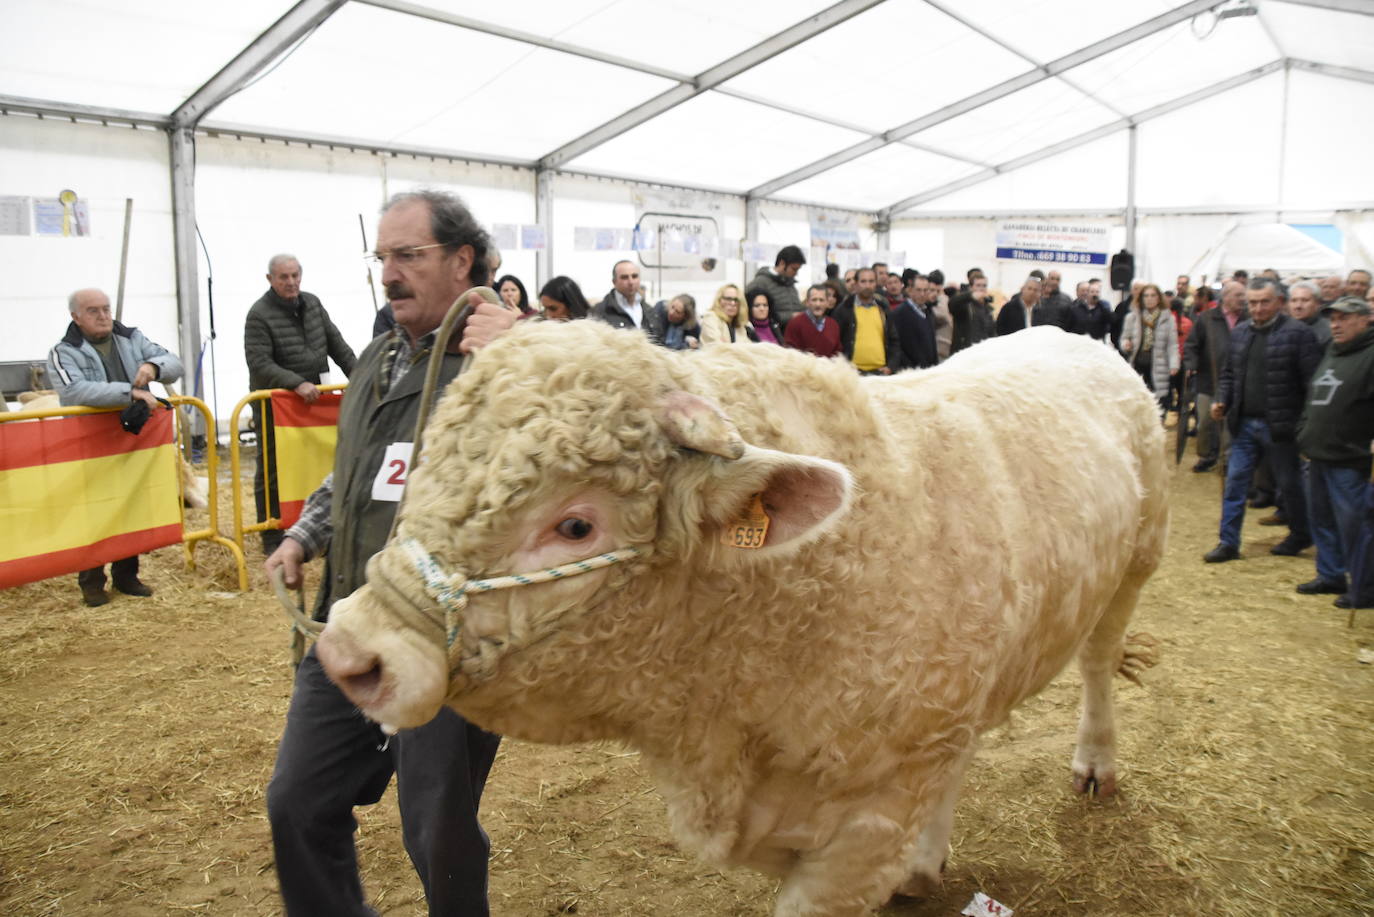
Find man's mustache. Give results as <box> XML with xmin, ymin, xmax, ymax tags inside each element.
<box><xmin>385</xmin><ymin>283</ymin><xmax>414</xmax><ymax>301</ymax></box>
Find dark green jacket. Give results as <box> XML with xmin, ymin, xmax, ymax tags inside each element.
<box><xmin>245</xmin><ymin>289</ymin><xmax>357</xmax><ymax>392</ymax></box>
<box><xmin>1297</xmin><ymin>326</ymin><xmax>1374</xmax><ymax>473</ymax></box>
<box><xmin>314</xmin><ymin>333</ymin><xmax>464</xmax><ymax>619</ymax></box>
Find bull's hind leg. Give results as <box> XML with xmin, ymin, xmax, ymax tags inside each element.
<box><xmin>1072</xmin><ymin>575</ymin><xmax>1147</xmax><ymax>797</ymax></box>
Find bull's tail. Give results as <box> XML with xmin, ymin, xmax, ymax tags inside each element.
<box><xmin>1116</xmin><ymin>631</ymin><xmax>1160</xmax><ymax>686</ymax></box>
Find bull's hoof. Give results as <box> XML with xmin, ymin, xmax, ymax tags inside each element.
<box><xmin>1072</xmin><ymin>769</ymin><xmax>1117</xmax><ymax>797</ymax></box>
<box><xmin>892</xmin><ymin>858</ymin><xmax>945</xmax><ymax>900</ymax></box>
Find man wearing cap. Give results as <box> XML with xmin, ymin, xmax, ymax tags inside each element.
<box><xmin>48</xmin><ymin>288</ymin><xmax>184</xmax><ymax>606</ymax></box>
<box><xmin>1295</xmin><ymin>296</ymin><xmax>1374</xmax><ymax>607</ymax></box>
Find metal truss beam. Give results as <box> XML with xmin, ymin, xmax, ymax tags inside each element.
<box><xmin>1288</xmin><ymin>58</ymin><xmax>1374</xmax><ymax>85</ymax></box>
<box><xmin>1268</xmin><ymin>0</ymin><xmax>1374</xmax><ymax>15</ymax></box>
<box><xmin>172</xmin><ymin>0</ymin><xmax>347</xmax><ymax>129</ymax></box>
<box><xmin>0</xmin><ymin>94</ymin><xmax>169</xmax><ymax>128</ymax></box>
<box><xmin>749</xmin><ymin>0</ymin><xmax>1220</xmax><ymax>199</ymax></box>
<box><xmin>880</xmin><ymin>60</ymin><xmax>1284</xmax><ymax>218</ymax></box>
<box><xmin>538</xmin><ymin>0</ymin><xmax>887</xmax><ymax>171</ymax></box>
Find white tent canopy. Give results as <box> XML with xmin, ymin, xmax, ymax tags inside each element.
<box><xmin>3</xmin><ymin>0</ymin><xmax>1373</xmax><ymax>427</ymax></box>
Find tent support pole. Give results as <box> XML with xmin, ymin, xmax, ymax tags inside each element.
<box><xmin>745</xmin><ymin>197</ymin><xmax>761</xmax><ymax>285</ymax></box>
<box><xmin>1125</xmin><ymin>124</ymin><xmax>1138</xmax><ymax>255</ymax></box>
<box><xmin>535</xmin><ymin>169</ymin><xmax>553</xmax><ymax>292</ymax></box>
<box><xmin>170</xmin><ymin>125</ymin><xmax>203</xmax><ymax>455</ymax></box>
<box><xmin>1278</xmin><ymin>61</ymin><xmax>1292</xmax><ymax>211</ymax></box>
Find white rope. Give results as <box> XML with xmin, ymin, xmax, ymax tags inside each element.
<box><xmin>398</xmin><ymin>537</ymin><xmax>646</xmax><ymax>653</ymax></box>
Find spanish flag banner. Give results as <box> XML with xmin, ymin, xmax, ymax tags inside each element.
<box><xmin>271</xmin><ymin>390</ymin><xmax>341</xmax><ymax>529</ymax></box>
<box><xmin>0</xmin><ymin>410</ymin><xmax>181</xmax><ymax>589</ymax></box>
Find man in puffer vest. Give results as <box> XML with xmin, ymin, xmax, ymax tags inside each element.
<box><xmin>244</xmin><ymin>254</ymin><xmax>357</xmax><ymax>553</ymax></box>
<box><xmin>1204</xmin><ymin>278</ymin><xmax>1321</xmax><ymax>563</ymax></box>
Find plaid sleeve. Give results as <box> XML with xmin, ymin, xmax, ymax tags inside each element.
<box><xmin>285</xmin><ymin>472</ymin><xmax>333</xmax><ymax>561</ymax></box>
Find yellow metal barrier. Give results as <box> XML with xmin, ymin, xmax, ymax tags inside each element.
<box><xmin>0</xmin><ymin>396</ymin><xmax>248</xmax><ymax>591</ymax></box>
<box><xmin>228</xmin><ymin>385</ymin><xmax>347</xmax><ymax>553</ymax></box>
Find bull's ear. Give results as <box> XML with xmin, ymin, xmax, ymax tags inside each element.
<box><xmin>699</xmin><ymin>446</ymin><xmax>854</xmax><ymax>556</ymax></box>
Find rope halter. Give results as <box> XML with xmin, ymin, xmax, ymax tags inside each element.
<box><xmin>398</xmin><ymin>537</ymin><xmax>646</xmax><ymax>674</ymax></box>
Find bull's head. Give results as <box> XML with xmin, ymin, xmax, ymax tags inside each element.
<box><xmin>317</xmin><ymin>321</ymin><xmax>853</xmax><ymax>737</ymax></box>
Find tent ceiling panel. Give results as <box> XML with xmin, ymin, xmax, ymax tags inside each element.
<box><xmin>943</xmin><ymin>0</ymin><xmax>1177</xmax><ymax>65</ymax></box>
<box><xmin>719</xmin><ymin>1</ymin><xmax>1027</xmax><ymax>135</ymax></box>
<box><xmin>770</xmin><ymin>144</ymin><xmax>983</xmax><ymax>212</ymax></box>
<box><xmin>1135</xmin><ymin>71</ymin><xmax>1283</xmax><ymax>209</ymax></box>
<box><xmin>1282</xmin><ymin>69</ymin><xmax>1374</xmax><ymax>206</ymax></box>
<box><xmin>1260</xmin><ymin>3</ymin><xmax>1374</xmax><ymax>69</ymax></box>
<box><xmin>1065</xmin><ymin>16</ymin><xmax>1276</xmax><ymax>115</ymax></box>
<box><xmin>2</xmin><ymin>0</ymin><xmax>295</xmax><ymax>114</ymax></box>
<box><xmin>208</xmin><ymin>3</ymin><xmax>674</xmax><ymax>162</ymax></box>
<box><xmin>401</xmin><ymin>0</ymin><xmax>838</xmax><ymax>77</ymax></box>
<box><xmin>560</xmin><ymin>91</ymin><xmax>869</xmax><ymax>193</ymax></box>
<box><xmin>905</xmin><ymin>78</ymin><xmax>1120</xmax><ymax>165</ymax></box>
<box><xmin>901</xmin><ymin>130</ymin><xmax>1129</xmax><ymax>215</ymax></box>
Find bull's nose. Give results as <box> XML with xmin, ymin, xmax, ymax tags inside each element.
<box><xmin>317</xmin><ymin>628</ymin><xmax>387</xmax><ymax>708</ymax></box>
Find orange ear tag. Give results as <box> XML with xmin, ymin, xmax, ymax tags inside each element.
<box><xmin>721</xmin><ymin>493</ymin><xmax>770</xmax><ymax>549</ymax></box>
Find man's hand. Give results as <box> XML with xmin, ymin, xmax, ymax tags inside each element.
<box><xmin>294</xmin><ymin>381</ymin><xmax>321</xmax><ymax>404</ymax></box>
<box><xmin>460</xmin><ymin>294</ymin><xmax>520</xmax><ymax>354</ymax></box>
<box><xmin>879</xmin><ymin>367</ymin><xmax>892</xmax><ymax>375</ymax></box>
<box><xmin>1210</xmin><ymin>402</ymin><xmax>1226</xmax><ymax>422</ymax></box>
<box><xmin>265</xmin><ymin>538</ymin><xmax>307</xmax><ymax>589</ymax></box>
<box><xmin>132</xmin><ymin>362</ymin><xmax>158</xmax><ymax>388</ymax></box>
<box><xmin>131</xmin><ymin>388</ymin><xmax>160</xmax><ymax>408</ymax></box>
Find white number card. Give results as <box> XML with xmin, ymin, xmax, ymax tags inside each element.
<box><xmin>371</xmin><ymin>441</ymin><xmax>414</xmax><ymax>502</ymax></box>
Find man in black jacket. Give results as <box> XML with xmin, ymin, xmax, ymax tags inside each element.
<box><xmin>948</xmin><ymin>274</ymin><xmax>995</xmax><ymax>354</ymax></box>
<box><xmin>832</xmin><ymin>267</ymin><xmax>900</xmax><ymax>374</ymax></box>
<box><xmin>1294</xmin><ymin>297</ymin><xmax>1374</xmax><ymax>602</ymax></box>
<box><xmin>1184</xmin><ymin>282</ymin><xmax>1248</xmax><ymax>472</ymax></box>
<box><xmin>245</xmin><ymin>254</ymin><xmax>358</xmax><ymax>553</ymax></box>
<box><xmin>1068</xmin><ymin>281</ymin><xmax>1112</xmax><ymax>340</ymax></box>
<box><xmin>893</xmin><ymin>274</ymin><xmax>938</xmax><ymax>369</ymax></box>
<box><xmin>1204</xmin><ymin>278</ymin><xmax>1321</xmax><ymax>563</ymax></box>
<box><xmin>591</xmin><ymin>260</ymin><xmax>665</xmax><ymax>343</ymax></box>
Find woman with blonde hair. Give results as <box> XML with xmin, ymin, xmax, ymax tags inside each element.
<box><xmin>1120</xmin><ymin>282</ymin><xmax>1179</xmax><ymax>414</ymax></box>
<box><xmin>699</xmin><ymin>283</ymin><xmax>751</xmax><ymax>345</ymax></box>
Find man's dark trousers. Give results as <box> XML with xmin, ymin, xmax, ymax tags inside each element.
<box><xmin>252</xmin><ymin>400</ymin><xmax>283</xmax><ymax>553</ymax></box>
<box><xmin>266</xmin><ymin>647</ymin><xmax>502</xmax><ymax>916</ymax></box>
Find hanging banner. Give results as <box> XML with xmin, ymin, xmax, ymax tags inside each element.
<box><xmin>270</xmin><ymin>390</ymin><xmax>342</xmax><ymax>529</ymax></box>
<box><xmin>0</xmin><ymin>410</ymin><xmax>180</xmax><ymax>589</ymax></box>
<box><xmin>632</xmin><ymin>189</ymin><xmax>726</xmax><ymax>282</ymax></box>
<box><xmin>809</xmin><ymin>208</ymin><xmax>862</xmax><ymax>251</ymax></box>
<box><xmin>995</xmin><ymin>221</ymin><xmax>1108</xmax><ymax>265</ymax></box>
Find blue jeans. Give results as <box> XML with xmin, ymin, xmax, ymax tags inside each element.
<box><xmin>1347</xmin><ymin>482</ymin><xmax>1374</xmax><ymax>606</ymax></box>
<box><xmin>1219</xmin><ymin>417</ymin><xmax>1309</xmax><ymax>548</ymax></box>
<box><xmin>1305</xmin><ymin>461</ymin><xmax>1367</xmax><ymax>585</ymax></box>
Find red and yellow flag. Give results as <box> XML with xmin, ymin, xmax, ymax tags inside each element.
<box><xmin>0</xmin><ymin>409</ymin><xmax>181</xmax><ymax>589</ymax></box>
<box><xmin>270</xmin><ymin>391</ymin><xmax>341</xmax><ymax>529</ymax></box>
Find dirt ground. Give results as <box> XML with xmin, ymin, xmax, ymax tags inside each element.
<box><xmin>1</xmin><ymin>443</ymin><xmax>1371</xmax><ymax>916</ymax></box>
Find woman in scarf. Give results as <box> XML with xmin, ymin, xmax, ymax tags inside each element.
<box><xmin>1120</xmin><ymin>282</ymin><xmax>1179</xmax><ymax>416</ymax></box>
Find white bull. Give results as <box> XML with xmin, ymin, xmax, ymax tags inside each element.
<box><xmin>318</xmin><ymin>322</ymin><xmax>1168</xmax><ymax>917</ymax></box>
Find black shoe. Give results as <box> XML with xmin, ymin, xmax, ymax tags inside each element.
<box><xmin>1270</xmin><ymin>536</ymin><xmax>1312</xmax><ymax>556</ymax></box>
<box><xmin>1296</xmin><ymin>577</ymin><xmax>1347</xmax><ymax>595</ymax></box>
<box><xmin>1192</xmin><ymin>459</ymin><xmax>1216</xmax><ymax>473</ymax></box>
<box><xmin>1249</xmin><ymin>495</ymin><xmax>1276</xmax><ymax>509</ymax></box>
<box><xmin>1258</xmin><ymin>512</ymin><xmax>1288</xmax><ymax>527</ymax></box>
<box><xmin>1204</xmin><ymin>543</ymin><xmax>1240</xmax><ymax>563</ymax></box>
<box><xmin>113</xmin><ymin>578</ymin><xmax>154</xmax><ymax>597</ymax></box>
<box><xmin>81</xmin><ymin>585</ymin><xmax>109</xmax><ymax>607</ymax></box>
<box><xmin>1334</xmin><ymin>594</ymin><xmax>1353</xmax><ymax>609</ymax></box>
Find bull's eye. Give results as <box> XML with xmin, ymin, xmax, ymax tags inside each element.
<box><xmin>555</xmin><ymin>517</ymin><xmax>594</xmax><ymax>540</ymax></box>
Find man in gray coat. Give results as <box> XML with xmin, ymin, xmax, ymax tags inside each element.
<box><xmin>244</xmin><ymin>254</ymin><xmax>357</xmax><ymax>553</ymax></box>
<box><xmin>48</xmin><ymin>288</ymin><xmax>184</xmax><ymax>606</ymax></box>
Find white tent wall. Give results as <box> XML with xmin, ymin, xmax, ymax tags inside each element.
<box><xmin>546</xmin><ymin>172</ymin><xmax>749</xmax><ymax>310</ymax></box>
<box><xmin>191</xmin><ymin>135</ymin><xmax>536</xmax><ymax>431</ymax></box>
<box><xmin>0</xmin><ymin>117</ymin><xmax>178</xmax><ymax>377</ymax></box>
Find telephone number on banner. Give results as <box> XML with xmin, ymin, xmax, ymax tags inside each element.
<box><xmin>995</xmin><ymin>247</ymin><xmax>1107</xmax><ymax>265</ymax></box>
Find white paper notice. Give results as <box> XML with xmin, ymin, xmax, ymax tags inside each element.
<box><xmin>962</xmin><ymin>892</ymin><xmax>1014</xmax><ymax>917</ymax></box>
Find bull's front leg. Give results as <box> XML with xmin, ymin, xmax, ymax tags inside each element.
<box><xmin>1072</xmin><ymin>577</ymin><xmax>1147</xmax><ymax>797</ymax></box>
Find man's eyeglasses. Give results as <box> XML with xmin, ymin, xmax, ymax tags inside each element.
<box><xmin>364</xmin><ymin>243</ymin><xmax>446</xmax><ymax>266</ymax></box>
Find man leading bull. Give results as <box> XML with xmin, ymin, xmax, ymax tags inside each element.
<box><xmin>264</xmin><ymin>189</ymin><xmax>519</xmax><ymax>916</ymax></box>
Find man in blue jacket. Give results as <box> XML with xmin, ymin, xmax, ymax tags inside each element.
<box><xmin>48</xmin><ymin>288</ymin><xmax>184</xmax><ymax>606</ymax></box>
